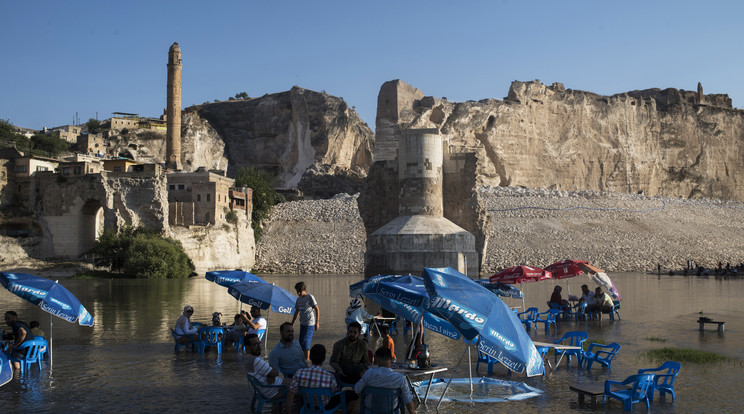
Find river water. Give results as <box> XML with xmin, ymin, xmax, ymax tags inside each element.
<box><xmin>1</xmin><ymin>272</ymin><xmax>742</xmax><ymax>413</ymax></box>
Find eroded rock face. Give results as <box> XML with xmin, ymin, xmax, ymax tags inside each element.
<box><xmin>377</xmin><ymin>79</ymin><xmax>744</xmax><ymax>201</ymax></box>
<box><xmin>188</xmin><ymin>87</ymin><xmax>374</xmax><ymax>193</ymax></box>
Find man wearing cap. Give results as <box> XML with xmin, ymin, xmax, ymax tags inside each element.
<box><xmin>175</xmin><ymin>305</ymin><xmax>198</xmax><ymax>343</ymax></box>
<box><xmin>344</xmin><ymin>298</ymin><xmax>380</xmax><ymax>336</ymax></box>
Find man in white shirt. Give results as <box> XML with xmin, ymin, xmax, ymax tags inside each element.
<box><xmin>242</xmin><ymin>306</ymin><xmax>267</xmax><ymax>338</ymax></box>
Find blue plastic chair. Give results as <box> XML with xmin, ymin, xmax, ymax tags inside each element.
<box><xmin>603</xmin><ymin>373</ymin><xmax>655</xmax><ymax>411</ymax></box>
<box><xmin>8</xmin><ymin>338</ymin><xmax>45</xmax><ymax>375</ymax></box>
<box><xmin>574</xmin><ymin>302</ymin><xmax>589</xmax><ymax>321</ymax></box>
<box><xmin>360</xmin><ymin>386</ymin><xmax>404</xmax><ymax>414</ymax></box>
<box><xmin>638</xmin><ymin>361</ymin><xmax>681</xmax><ymax>402</ymax></box>
<box><xmin>34</xmin><ymin>336</ymin><xmax>48</xmax><ymax>360</ymax></box>
<box><xmin>247</xmin><ymin>373</ymin><xmax>287</xmax><ymax>413</ymax></box>
<box><xmin>608</xmin><ymin>301</ymin><xmax>621</xmax><ymax>321</ymax></box>
<box><xmin>170</xmin><ymin>328</ymin><xmax>198</xmax><ymax>352</ymax></box>
<box><xmin>475</xmin><ymin>348</ymin><xmax>498</xmax><ymax>375</ymax></box>
<box><xmin>547</xmin><ymin>301</ymin><xmax>572</xmax><ymax>320</ymax></box>
<box><xmin>554</xmin><ymin>331</ymin><xmax>587</xmax><ymax>367</ymax></box>
<box><xmin>298</xmin><ymin>386</ymin><xmax>347</xmax><ymax>414</ymax></box>
<box><xmin>534</xmin><ymin>309</ymin><xmax>559</xmax><ymax>333</ymax></box>
<box><xmin>583</xmin><ymin>342</ymin><xmax>621</xmax><ymax>370</ymax></box>
<box><xmin>517</xmin><ymin>307</ymin><xmax>539</xmax><ymax>331</ymax></box>
<box><xmin>389</xmin><ymin>317</ymin><xmax>399</xmax><ymax>335</ymax></box>
<box><xmin>198</xmin><ymin>326</ymin><xmax>225</xmax><ymax>354</ymax></box>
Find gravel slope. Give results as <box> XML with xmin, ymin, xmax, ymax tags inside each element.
<box><xmin>252</xmin><ymin>188</ymin><xmax>744</xmax><ymax>275</ymax></box>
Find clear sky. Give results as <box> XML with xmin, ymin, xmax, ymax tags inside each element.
<box><xmin>2</xmin><ymin>1</ymin><xmax>742</xmax><ymax>131</ymax></box>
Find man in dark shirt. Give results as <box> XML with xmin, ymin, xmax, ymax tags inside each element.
<box><xmin>330</xmin><ymin>321</ymin><xmax>370</xmax><ymax>384</ymax></box>
<box><xmin>4</xmin><ymin>311</ymin><xmax>32</xmax><ymax>370</ymax></box>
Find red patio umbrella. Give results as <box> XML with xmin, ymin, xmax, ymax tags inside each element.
<box><xmin>489</xmin><ymin>265</ymin><xmax>552</xmax><ymax>284</ymax></box>
<box><xmin>544</xmin><ymin>259</ymin><xmax>589</xmax><ymax>280</ymax></box>
<box><xmin>490</xmin><ymin>265</ymin><xmax>552</xmax><ymax>309</ymax></box>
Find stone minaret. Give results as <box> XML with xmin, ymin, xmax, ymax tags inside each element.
<box><xmin>166</xmin><ymin>42</ymin><xmax>182</xmax><ymax>170</ymax></box>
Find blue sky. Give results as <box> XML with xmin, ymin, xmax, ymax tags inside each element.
<box><xmin>2</xmin><ymin>1</ymin><xmax>742</xmax><ymax>130</ymax></box>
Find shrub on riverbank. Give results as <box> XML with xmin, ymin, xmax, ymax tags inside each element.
<box><xmin>91</xmin><ymin>226</ymin><xmax>194</xmax><ymax>278</ymax></box>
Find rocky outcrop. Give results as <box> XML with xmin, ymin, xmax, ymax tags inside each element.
<box><xmin>376</xmin><ymin>79</ymin><xmax>744</xmax><ymax>201</ymax></box>
<box><xmin>187</xmin><ymin>87</ymin><xmax>374</xmax><ymax>194</ymax></box>
<box><xmin>170</xmin><ymin>214</ymin><xmax>255</xmax><ymax>275</ymax></box>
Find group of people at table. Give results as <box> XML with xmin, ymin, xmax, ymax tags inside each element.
<box><xmin>549</xmin><ymin>284</ymin><xmax>615</xmax><ymax>320</ymax></box>
<box><xmin>2</xmin><ymin>310</ymin><xmax>46</xmax><ymax>371</ymax></box>
<box><xmin>172</xmin><ymin>281</ymin><xmax>415</xmax><ymax>414</ymax></box>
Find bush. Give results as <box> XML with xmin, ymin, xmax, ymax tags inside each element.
<box><xmin>91</xmin><ymin>226</ymin><xmax>193</xmax><ymax>278</ymax></box>
<box><xmin>225</xmin><ymin>209</ymin><xmax>238</xmax><ymax>224</ymax></box>
<box><xmin>234</xmin><ymin>167</ymin><xmax>284</xmax><ymax>240</ymax></box>
<box><xmin>123</xmin><ymin>235</ymin><xmax>194</xmax><ymax>279</ymax></box>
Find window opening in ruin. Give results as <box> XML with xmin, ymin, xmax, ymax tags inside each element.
<box><xmin>178</xmin><ymin>184</ymin><xmax>185</xmax><ymax>190</ymax></box>
<box><xmin>169</xmin><ymin>184</ymin><xmax>176</xmax><ymax>190</ymax></box>
<box><xmin>207</xmin><ymin>194</ymin><xmax>211</xmax><ymax>202</ymax></box>
<box><xmin>197</xmin><ymin>194</ymin><xmax>201</xmax><ymax>202</ymax></box>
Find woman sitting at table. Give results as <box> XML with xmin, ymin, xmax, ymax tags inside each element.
<box><xmin>549</xmin><ymin>286</ymin><xmax>569</xmax><ymax>308</ymax></box>
<box><xmin>175</xmin><ymin>305</ymin><xmax>198</xmax><ymax>343</ymax></box>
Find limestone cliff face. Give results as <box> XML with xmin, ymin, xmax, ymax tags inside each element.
<box><xmin>170</xmin><ymin>215</ymin><xmax>255</xmax><ymax>275</ymax></box>
<box><xmin>188</xmin><ymin>87</ymin><xmax>374</xmax><ymax>192</ymax></box>
<box><xmin>377</xmin><ymin>79</ymin><xmax>744</xmax><ymax>201</ymax></box>
<box><xmin>105</xmin><ymin>118</ymin><xmax>228</xmax><ymax>173</ymax></box>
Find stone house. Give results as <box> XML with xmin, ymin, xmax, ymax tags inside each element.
<box><xmin>168</xmin><ymin>169</ymin><xmax>243</xmax><ymax>227</ymax></box>
<box><xmin>48</xmin><ymin>125</ymin><xmax>83</xmax><ymax>144</ymax></box>
<box><xmin>77</xmin><ymin>133</ymin><xmax>106</xmax><ymax>156</ymax></box>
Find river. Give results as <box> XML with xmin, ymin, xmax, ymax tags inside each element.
<box><xmin>1</xmin><ymin>272</ymin><xmax>742</xmax><ymax>413</ymax></box>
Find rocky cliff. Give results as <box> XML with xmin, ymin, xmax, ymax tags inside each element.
<box><xmin>185</xmin><ymin>87</ymin><xmax>374</xmax><ymax>196</ymax></box>
<box><xmin>376</xmin><ymin>79</ymin><xmax>744</xmax><ymax>201</ymax></box>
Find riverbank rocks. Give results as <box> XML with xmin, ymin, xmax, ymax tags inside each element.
<box><xmin>254</xmin><ymin>188</ymin><xmax>744</xmax><ymax>275</ymax></box>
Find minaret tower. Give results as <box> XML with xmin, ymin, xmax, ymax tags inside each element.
<box><xmin>166</xmin><ymin>42</ymin><xmax>182</xmax><ymax>170</ymax></box>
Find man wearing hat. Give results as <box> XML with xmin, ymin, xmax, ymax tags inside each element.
<box><xmin>344</xmin><ymin>298</ymin><xmax>380</xmax><ymax>337</ymax></box>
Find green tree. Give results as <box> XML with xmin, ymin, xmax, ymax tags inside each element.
<box><xmin>234</xmin><ymin>91</ymin><xmax>249</xmax><ymax>100</ymax></box>
<box><xmin>234</xmin><ymin>167</ymin><xmax>284</xmax><ymax>240</ymax></box>
<box><xmin>30</xmin><ymin>133</ymin><xmax>70</xmax><ymax>156</ymax></box>
<box><xmin>0</xmin><ymin>119</ymin><xmax>31</xmax><ymax>151</ymax></box>
<box><xmin>123</xmin><ymin>235</ymin><xmax>194</xmax><ymax>279</ymax></box>
<box><xmin>85</xmin><ymin>118</ymin><xmax>102</xmax><ymax>134</ymax></box>
<box><xmin>91</xmin><ymin>226</ymin><xmax>193</xmax><ymax>278</ymax></box>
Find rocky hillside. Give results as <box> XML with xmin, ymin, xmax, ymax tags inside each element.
<box><xmin>377</xmin><ymin>79</ymin><xmax>744</xmax><ymax>201</ymax></box>
<box><xmin>254</xmin><ymin>189</ymin><xmax>744</xmax><ymax>275</ymax></box>
<box><xmin>188</xmin><ymin>87</ymin><xmax>374</xmax><ymax>195</ymax></box>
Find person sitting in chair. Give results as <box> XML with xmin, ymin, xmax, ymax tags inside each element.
<box><xmin>245</xmin><ymin>333</ymin><xmax>290</xmax><ymax>405</ymax></box>
<box><xmin>269</xmin><ymin>322</ymin><xmax>308</xmax><ymax>378</ymax></box>
<box><xmin>4</xmin><ymin>311</ymin><xmax>33</xmax><ymax>371</ymax></box>
<box><xmin>354</xmin><ymin>347</ymin><xmax>415</xmax><ymax>413</ymax></box>
<box><xmin>29</xmin><ymin>320</ymin><xmax>45</xmax><ymax>338</ymax></box>
<box><xmin>330</xmin><ymin>321</ymin><xmax>370</xmax><ymax>384</ymax></box>
<box><xmin>285</xmin><ymin>344</ymin><xmax>353</xmax><ymax>414</ymax></box>
<box><xmin>174</xmin><ymin>305</ymin><xmax>198</xmax><ymax>343</ymax></box>
<box><xmin>591</xmin><ymin>287</ymin><xmax>614</xmax><ymax>320</ymax></box>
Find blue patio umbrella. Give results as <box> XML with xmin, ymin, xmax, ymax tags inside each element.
<box><xmin>227</xmin><ymin>282</ymin><xmax>297</xmax><ymax>314</ymax></box>
<box><xmin>0</xmin><ymin>272</ymin><xmax>95</xmax><ymax>370</ymax></box>
<box><xmin>0</xmin><ymin>353</ymin><xmax>11</xmax><ymax>387</ymax></box>
<box><xmin>205</xmin><ymin>270</ymin><xmax>267</xmax><ymax>287</ymax></box>
<box><xmin>474</xmin><ymin>279</ymin><xmax>524</xmax><ymax>299</ymax></box>
<box><xmin>423</xmin><ymin>267</ymin><xmax>544</xmax><ymax>406</ymax></box>
<box><xmin>361</xmin><ymin>275</ymin><xmax>461</xmax><ymax>340</ymax></box>
<box><xmin>349</xmin><ymin>274</ymin><xmax>397</xmax><ymax>298</ymax></box>
<box><xmin>227</xmin><ymin>281</ymin><xmax>297</xmax><ymax>354</ymax></box>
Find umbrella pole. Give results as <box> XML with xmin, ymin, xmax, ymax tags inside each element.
<box><xmin>49</xmin><ymin>316</ymin><xmax>53</xmax><ymax>372</ymax></box>
<box><xmin>436</xmin><ymin>344</ymin><xmax>470</xmax><ymax>409</ymax></box>
<box><xmin>468</xmin><ymin>345</ymin><xmax>473</xmax><ymax>398</ymax></box>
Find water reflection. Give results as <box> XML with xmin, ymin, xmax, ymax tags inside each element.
<box><xmin>0</xmin><ymin>273</ymin><xmax>742</xmax><ymax>412</ymax></box>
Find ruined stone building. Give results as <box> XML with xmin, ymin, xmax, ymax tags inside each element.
<box><xmin>167</xmin><ymin>169</ymin><xmax>249</xmax><ymax>227</ymax></box>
